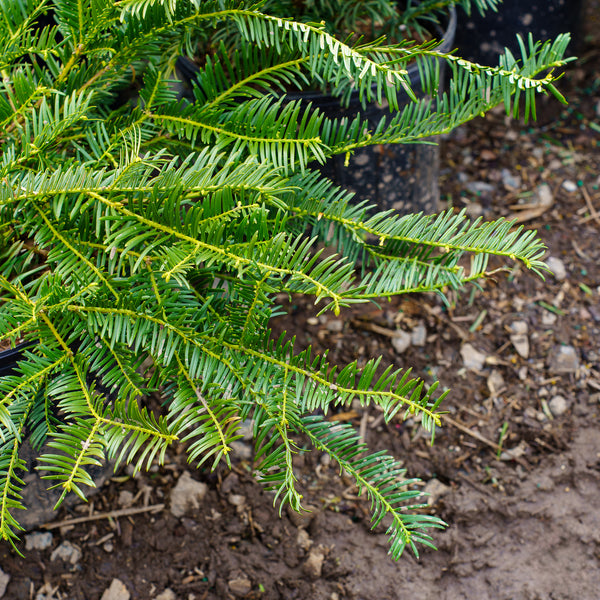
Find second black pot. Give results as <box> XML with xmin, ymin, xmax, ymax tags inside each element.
<box><xmin>454</xmin><ymin>0</ymin><xmax>581</xmax><ymax>65</ymax></box>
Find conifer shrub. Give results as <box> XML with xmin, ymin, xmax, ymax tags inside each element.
<box><xmin>0</xmin><ymin>0</ymin><xmax>571</xmax><ymax>557</ymax></box>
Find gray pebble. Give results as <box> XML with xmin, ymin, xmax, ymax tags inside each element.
<box><xmin>549</xmin><ymin>395</ymin><xmax>569</xmax><ymax>417</ymax></box>
<box><xmin>501</xmin><ymin>168</ymin><xmax>522</xmax><ymax>189</ymax></box>
<box><xmin>50</xmin><ymin>541</ymin><xmax>81</xmax><ymax>565</ymax></box>
<box><xmin>391</xmin><ymin>330</ymin><xmax>411</xmax><ymax>354</ymax></box>
<box><xmin>548</xmin><ymin>345</ymin><xmax>579</xmax><ymax>374</ymax></box>
<box><xmin>229</xmin><ymin>440</ymin><xmax>253</xmax><ymax>461</ymax></box>
<box><xmin>25</xmin><ymin>531</ymin><xmax>53</xmax><ymax>551</ymax></box>
<box><xmin>411</xmin><ymin>322</ymin><xmax>427</xmax><ymax>347</ymax></box>
<box><xmin>465</xmin><ymin>181</ymin><xmax>496</xmax><ymax>195</ymax></box>
<box><xmin>326</xmin><ymin>319</ymin><xmax>344</xmax><ymax>333</ymax></box>
<box><xmin>169</xmin><ymin>471</ymin><xmax>208</xmax><ymax>518</ymax></box>
<box><xmin>545</xmin><ymin>256</ymin><xmax>567</xmax><ymax>280</ymax></box>
<box><xmin>228</xmin><ymin>577</ymin><xmax>252</xmax><ymax>597</ymax></box>
<box><xmin>460</xmin><ymin>343</ymin><xmax>487</xmax><ymax>371</ymax></box>
<box><xmin>0</xmin><ymin>567</ymin><xmax>9</xmax><ymax>598</ymax></box>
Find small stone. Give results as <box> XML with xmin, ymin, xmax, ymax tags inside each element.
<box><xmin>238</xmin><ymin>419</ymin><xmax>254</xmax><ymax>441</ymax></box>
<box><xmin>228</xmin><ymin>578</ymin><xmax>252</xmax><ymax>597</ymax></box>
<box><xmin>229</xmin><ymin>440</ymin><xmax>252</xmax><ymax>461</ymax></box>
<box><xmin>465</xmin><ymin>181</ymin><xmax>496</xmax><ymax>195</ymax></box>
<box><xmin>118</xmin><ymin>490</ymin><xmax>134</xmax><ymax>507</ymax></box>
<box><xmin>479</xmin><ymin>149</ymin><xmax>496</xmax><ymax>161</ymax></box>
<box><xmin>500</xmin><ymin>441</ymin><xmax>528</xmax><ymax>461</ymax></box>
<box><xmin>410</xmin><ymin>322</ymin><xmax>427</xmax><ymax>347</ymax></box>
<box><xmin>302</xmin><ymin>548</ymin><xmax>325</xmax><ymax>579</ymax></box>
<box><xmin>549</xmin><ymin>395</ymin><xmax>569</xmax><ymax>417</ymax></box>
<box><xmin>25</xmin><ymin>531</ymin><xmax>53</xmax><ymax>551</ymax></box>
<box><xmin>562</xmin><ymin>180</ymin><xmax>577</xmax><ymax>193</ymax></box>
<box><xmin>542</xmin><ymin>310</ymin><xmax>557</xmax><ymax>326</ymax></box>
<box><xmin>326</xmin><ymin>320</ymin><xmax>344</xmax><ymax>333</ymax></box>
<box><xmin>101</xmin><ymin>578</ymin><xmax>130</xmax><ymax>600</ymax></box>
<box><xmin>548</xmin><ymin>345</ymin><xmax>580</xmax><ymax>374</ymax></box>
<box><xmin>422</xmin><ymin>479</ymin><xmax>452</xmax><ymax>505</ymax></box>
<box><xmin>391</xmin><ymin>330</ymin><xmax>411</xmax><ymax>354</ymax></box>
<box><xmin>50</xmin><ymin>541</ymin><xmax>81</xmax><ymax>565</ymax></box>
<box><xmin>545</xmin><ymin>256</ymin><xmax>567</xmax><ymax>280</ymax></box>
<box><xmin>509</xmin><ymin>320</ymin><xmax>529</xmax><ymax>359</ymax></box>
<box><xmin>534</xmin><ymin>184</ymin><xmax>553</xmax><ymax>209</ymax></box>
<box><xmin>464</xmin><ymin>201</ymin><xmax>483</xmax><ymax>218</ymax></box>
<box><xmin>460</xmin><ymin>343</ymin><xmax>486</xmax><ymax>371</ymax></box>
<box><xmin>501</xmin><ymin>168</ymin><xmax>521</xmax><ymax>190</ymax></box>
<box><xmin>169</xmin><ymin>471</ymin><xmax>208</xmax><ymax>518</ymax></box>
<box><xmin>306</xmin><ymin>317</ymin><xmax>319</xmax><ymax>326</ymax></box>
<box><xmin>0</xmin><ymin>567</ymin><xmax>10</xmax><ymax>598</ymax></box>
<box><xmin>487</xmin><ymin>370</ymin><xmax>504</xmax><ymax>396</ymax></box>
<box><xmin>154</xmin><ymin>589</ymin><xmax>176</xmax><ymax>600</ymax></box>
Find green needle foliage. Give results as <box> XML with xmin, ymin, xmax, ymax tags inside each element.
<box><xmin>0</xmin><ymin>0</ymin><xmax>571</xmax><ymax>557</ymax></box>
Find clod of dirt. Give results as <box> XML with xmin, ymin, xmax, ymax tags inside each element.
<box><xmin>50</xmin><ymin>541</ymin><xmax>81</xmax><ymax>565</ymax></box>
<box><xmin>423</xmin><ymin>478</ymin><xmax>453</xmax><ymax>505</ymax></box>
<box><xmin>546</xmin><ymin>256</ymin><xmax>568</xmax><ymax>280</ymax></box>
<box><xmin>221</xmin><ymin>472</ymin><xmax>239</xmax><ymax>494</ymax></box>
<box><xmin>0</xmin><ymin>568</ymin><xmax>9</xmax><ymax>598</ymax></box>
<box><xmin>118</xmin><ymin>490</ymin><xmax>134</xmax><ymax>507</ymax></box>
<box><xmin>228</xmin><ymin>577</ymin><xmax>252</xmax><ymax>597</ymax></box>
<box><xmin>302</xmin><ymin>547</ymin><xmax>325</xmax><ymax>579</ymax></box>
<box><xmin>100</xmin><ymin>578</ymin><xmax>130</xmax><ymax>600</ymax></box>
<box><xmin>24</xmin><ymin>531</ymin><xmax>53</xmax><ymax>551</ymax></box>
<box><xmin>460</xmin><ymin>343</ymin><xmax>487</xmax><ymax>371</ymax></box>
<box><xmin>297</xmin><ymin>528</ymin><xmax>313</xmax><ymax>551</ymax></box>
<box><xmin>169</xmin><ymin>471</ymin><xmax>208</xmax><ymax>518</ymax></box>
<box><xmin>548</xmin><ymin>345</ymin><xmax>580</xmax><ymax>374</ymax></box>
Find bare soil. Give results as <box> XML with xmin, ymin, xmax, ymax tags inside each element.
<box><xmin>1</xmin><ymin>23</ymin><xmax>600</xmax><ymax>600</ymax></box>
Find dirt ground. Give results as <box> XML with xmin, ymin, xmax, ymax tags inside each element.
<box><xmin>1</xmin><ymin>15</ymin><xmax>600</xmax><ymax>600</ymax></box>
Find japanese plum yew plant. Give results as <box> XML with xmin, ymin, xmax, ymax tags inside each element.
<box><xmin>0</xmin><ymin>0</ymin><xmax>571</xmax><ymax>557</ymax></box>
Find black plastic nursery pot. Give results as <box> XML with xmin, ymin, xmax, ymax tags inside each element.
<box><xmin>454</xmin><ymin>0</ymin><xmax>581</xmax><ymax>65</ymax></box>
<box><xmin>291</xmin><ymin>7</ymin><xmax>457</xmax><ymax>216</ymax></box>
<box><xmin>0</xmin><ymin>344</ymin><xmax>27</xmax><ymax>379</ymax></box>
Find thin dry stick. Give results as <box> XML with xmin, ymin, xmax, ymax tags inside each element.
<box><xmin>580</xmin><ymin>185</ymin><xmax>600</xmax><ymax>225</ymax></box>
<box><xmin>443</xmin><ymin>415</ymin><xmax>499</xmax><ymax>452</ymax></box>
<box><xmin>41</xmin><ymin>503</ymin><xmax>165</xmax><ymax>530</ymax></box>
